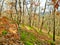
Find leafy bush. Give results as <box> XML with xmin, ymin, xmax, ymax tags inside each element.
<box><xmin>21</xmin><ymin>31</ymin><xmax>27</xmax><ymax>41</ymax></box>
<box><xmin>2</xmin><ymin>30</ymin><xmax>8</xmax><ymax>35</ymax></box>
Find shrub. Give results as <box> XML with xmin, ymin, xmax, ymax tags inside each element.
<box><xmin>2</xmin><ymin>30</ymin><xmax>8</xmax><ymax>35</ymax></box>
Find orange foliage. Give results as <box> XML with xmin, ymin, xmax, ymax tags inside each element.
<box><xmin>8</xmin><ymin>23</ymin><xmax>18</xmax><ymax>34</ymax></box>
<box><xmin>0</xmin><ymin>16</ymin><xmax>10</xmax><ymax>25</ymax></box>
<box><xmin>54</xmin><ymin>2</ymin><xmax>59</xmax><ymax>9</ymax></box>
<box><xmin>13</xmin><ymin>34</ymin><xmax>20</xmax><ymax>40</ymax></box>
<box><xmin>51</xmin><ymin>0</ymin><xmax>59</xmax><ymax>9</ymax></box>
<box><xmin>52</xmin><ymin>0</ymin><xmax>56</xmax><ymax>3</ymax></box>
<box><xmin>0</xmin><ymin>17</ymin><xmax>19</xmax><ymax>42</ymax></box>
<box><xmin>0</xmin><ymin>17</ymin><xmax>18</xmax><ymax>35</ymax></box>
<box><xmin>4</xmin><ymin>34</ymin><xmax>19</xmax><ymax>40</ymax></box>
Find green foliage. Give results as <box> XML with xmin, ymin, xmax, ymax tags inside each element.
<box><xmin>27</xmin><ymin>26</ymin><xmax>33</xmax><ymax>30</ymax></box>
<box><xmin>24</xmin><ymin>41</ymin><xmax>33</xmax><ymax>45</ymax></box>
<box><xmin>51</xmin><ymin>41</ymin><xmax>55</xmax><ymax>45</ymax></box>
<box><xmin>44</xmin><ymin>24</ymin><xmax>48</xmax><ymax>29</ymax></box>
<box><xmin>47</xmin><ymin>40</ymin><xmax>55</xmax><ymax>45</ymax></box>
<box><xmin>49</xmin><ymin>34</ymin><xmax>53</xmax><ymax>38</ymax></box>
<box><xmin>19</xmin><ymin>29</ymin><xmax>42</xmax><ymax>45</ymax></box>
<box><xmin>21</xmin><ymin>31</ymin><xmax>27</xmax><ymax>41</ymax></box>
<box><xmin>2</xmin><ymin>30</ymin><xmax>8</xmax><ymax>35</ymax></box>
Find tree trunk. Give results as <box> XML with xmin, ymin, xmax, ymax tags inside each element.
<box><xmin>53</xmin><ymin>8</ymin><xmax>55</xmax><ymax>43</ymax></box>
<box><xmin>0</xmin><ymin>0</ymin><xmax>4</xmax><ymax>16</ymax></box>
<box><xmin>19</xmin><ymin>0</ymin><xmax>22</xmax><ymax>23</ymax></box>
<box><xmin>29</xmin><ymin>0</ymin><xmax>33</xmax><ymax>26</ymax></box>
<box><xmin>38</xmin><ymin>0</ymin><xmax>40</xmax><ymax>30</ymax></box>
<box><xmin>40</xmin><ymin>16</ymin><xmax>44</xmax><ymax>31</ymax></box>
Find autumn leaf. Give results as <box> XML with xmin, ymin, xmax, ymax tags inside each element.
<box><xmin>54</xmin><ymin>2</ymin><xmax>59</xmax><ymax>9</ymax></box>
<box><xmin>52</xmin><ymin>0</ymin><xmax>56</xmax><ymax>3</ymax></box>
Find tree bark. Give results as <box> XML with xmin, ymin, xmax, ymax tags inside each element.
<box><xmin>29</xmin><ymin>0</ymin><xmax>33</xmax><ymax>26</ymax></box>
<box><xmin>19</xmin><ymin>0</ymin><xmax>22</xmax><ymax>23</ymax></box>
<box><xmin>0</xmin><ymin>0</ymin><xmax>4</xmax><ymax>16</ymax></box>
<box><xmin>53</xmin><ymin>8</ymin><xmax>55</xmax><ymax>43</ymax></box>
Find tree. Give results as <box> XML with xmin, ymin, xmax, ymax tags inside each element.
<box><xmin>51</xmin><ymin>0</ymin><xmax>59</xmax><ymax>45</ymax></box>
<box><xmin>22</xmin><ymin>0</ymin><xmax>25</xmax><ymax>24</ymax></box>
<box><xmin>29</xmin><ymin>0</ymin><xmax>33</xmax><ymax>26</ymax></box>
<box><xmin>0</xmin><ymin>0</ymin><xmax>4</xmax><ymax>16</ymax></box>
<box><xmin>40</xmin><ymin>0</ymin><xmax>47</xmax><ymax>32</ymax></box>
<box><xmin>38</xmin><ymin>0</ymin><xmax>40</xmax><ymax>30</ymax></box>
<box><xmin>19</xmin><ymin>0</ymin><xmax>22</xmax><ymax>23</ymax></box>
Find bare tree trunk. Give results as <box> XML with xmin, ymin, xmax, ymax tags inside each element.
<box><xmin>9</xmin><ymin>5</ymin><xmax>13</xmax><ymax>20</ymax></box>
<box><xmin>0</xmin><ymin>0</ymin><xmax>4</xmax><ymax>17</ymax></box>
<box><xmin>38</xmin><ymin>0</ymin><xmax>40</xmax><ymax>30</ymax></box>
<box><xmin>48</xmin><ymin>11</ymin><xmax>51</xmax><ymax>34</ymax></box>
<box><xmin>25</xmin><ymin>1</ymin><xmax>30</xmax><ymax>25</ymax></box>
<box><xmin>40</xmin><ymin>16</ymin><xmax>44</xmax><ymax>31</ymax></box>
<box><xmin>15</xmin><ymin>0</ymin><xmax>18</xmax><ymax>14</ymax></box>
<box><xmin>48</xmin><ymin>15</ymin><xmax>51</xmax><ymax>34</ymax></box>
<box><xmin>19</xmin><ymin>0</ymin><xmax>22</xmax><ymax>23</ymax></box>
<box><xmin>22</xmin><ymin>0</ymin><xmax>25</xmax><ymax>24</ymax></box>
<box><xmin>53</xmin><ymin>8</ymin><xmax>55</xmax><ymax>44</ymax></box>
<box><xmin>33</xmin><ymin>4</ymin><xmax>37</xmax><ymax>27</ymax></box>
<box><xmin>29</xmin><ymin>0</ymin><xmax>33</xmax><ymax>26</ymax></box>
<box><xmin>15</xmin><ymin>0</ymin><xmax>20</xmax><ymax>24</ymax></box>
<box><xmin>40</xmin><ymin>0</ymin><xmax>47</xmax><ymax>32</ymax></box>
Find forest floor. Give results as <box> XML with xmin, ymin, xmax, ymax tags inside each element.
<box><xmin>0</xmin><ymin>17</ymin><xmax>60</xmax><ymax>45</ymax></box>
<box><xmin>20</xmin><ymin>24</ymin><xmax>60</xmax><ymax>45</ymax></box>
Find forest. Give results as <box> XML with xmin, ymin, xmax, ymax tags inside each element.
<box><xmin>0</xmin><ymin>0</ymin><xmax>60</xmax><ymax>45</ymax></box>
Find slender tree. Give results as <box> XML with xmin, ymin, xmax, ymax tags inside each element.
<box><xmin>19</xmin><ymin>0</ymin><xmax>22</xmax><ymax>23</ymax></box>
<box><xmin>51</xmin><ymin>0</ymin><xmax>59</xmax><ymax>45</ymax></box>
<box><xmin>33</xmin><ymin>1</ymin><xmax>37</xmax><ymax>26</ymax></box>
<box><xmin>29</xmin><ymin>0</ymin><xmax>33</xmax><ymax>26</ymax></box>
<box><xmin>40</xmin><ymin>0</ymin><xmax>47</xmax><ymax>32</ymax></box>
<box><xmin>38</xmin><ymin>0</ymin><xmax>40</xmax><ymax>30</ymax></box>
<box><xmin>22</xmin><ymin>0</ymin><xmax>25</xmax><ymax>24</ymax></box>
<box><xmin>0</xmin><ymin>0</ymin><xmax>4</xmax><ymax>16</ymax></box>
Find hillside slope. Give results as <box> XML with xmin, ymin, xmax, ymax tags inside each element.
<box><xmin>0</xmin><ymin>17</ymin><xmax>60</xmax><ymax>45</ymax></box>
